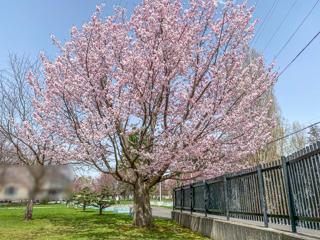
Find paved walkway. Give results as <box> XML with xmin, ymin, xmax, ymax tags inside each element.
<box><xmin>152</xmin><ymin>206</ymin><xmax>172</xmax><ymax>219</ymax></box>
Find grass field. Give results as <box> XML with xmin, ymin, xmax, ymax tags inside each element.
<box><xmin>0</xmin><ymin>204</ymin><xmax>208</xmax><ymax>240</ymax></box>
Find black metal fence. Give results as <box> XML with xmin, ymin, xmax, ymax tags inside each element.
<box><xmin>173</xmin><ymin>142</ymin><xmax>320</xmax><ymax>232</ymax></box>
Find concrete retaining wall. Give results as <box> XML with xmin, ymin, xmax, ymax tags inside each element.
<box><xmin>172</xmin><ymin>211</ymin><xmax>319</xmax><ymax>240</ymax></box>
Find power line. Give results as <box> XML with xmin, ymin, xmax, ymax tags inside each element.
<box><xmin>254</xmin><ymin>0</ymin><xmax>261</xmax><ymax>8</ymax></box>
<box><xmin>252</xmin><ymin>0</ymin><xmax>280</xmax><ymax>46</ymax></box>
<box><xmin>253</xmin><ymin>0</ymin><xmax>280</xmax><ymax>46</ymax></box>
<box><xmin>274</xmin><ymin>0</ymin><xmax>320</xmax><ymax>59</ymax></box>
<box><xmin>262</xmin><ymin>0</ymin><xmax>298</xmax><ymax>53</ymax></box>
<box><xmin>268</xmin><ymin>121</ymin><xmax>320</xmax><ymax>145</ymax></box>
<box><xmin>123</xmin><ymin>0</ymin><xmax>129</xmax><ymax>9</ymax></box>
<box><xmin>278</xmin><ymin>29</ymin><xmax>320</xmax><ymax>78</ymax></box>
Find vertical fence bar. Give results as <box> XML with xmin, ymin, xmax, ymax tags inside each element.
<box><xmin>282</xmin><ymin>156</ymin><xmax>297</xmax><ymax>233</ymax></box>
<box><xmin>190</xmin><ymin>184</ymin><xmax>193</xmax><ymax>215</ymax></box>
<box><xmin>257</xmin><ymin>165</ymin><xmax>269</xmax><ymax>227</ymax></box>
<box><xmin>180</xmin><ymin>186</ymin><xmax>183</xmax><ymax>213</ymax></box>
<box><xmin>224</xmin><ymin>175</ymin><xmax>229</xmax><ymax>220</ymax></box>
<box><xmin>204</xmin><ymin>180</ymin><xmax>209</xmax><ymax>217</ymax></box>
<box><xmin>173</xmin><ymin>188</ymin><xmax>175</xmax><ymax>210</ymax></box>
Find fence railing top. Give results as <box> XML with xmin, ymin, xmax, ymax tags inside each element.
<box><xmin>226</xmin><ymin>166</ymin><xmax>257</xmax><ymax>179</ymax></box>
<box><xmin>286</xmin><ymin>141</ymin><xmax>320</xmax><ymax>163</ymax></box>
<box><xmin>182</xmin><ymin>185</ymin><xmax>192</xmax><ymax>189</ymax></box>
<box><xmin>192</xmin><ymin>181</ymin><xmax>206</xmax><ymax>187</ymax></box>
<box><xmin>261</xmin><ymin>159</ymin><xmax>282</xmax><ymax>171</ymax></box>
<box><xmin>173</xmin><ymin>141</ymin><xmax>320</xmax><ymax>190</ymax></box>
<box><xmin>286</xmin><ymin>141</ymin><xmax>320</xmax><ymax>161</ymax></box>
<box><xmin>206</xmin><ymin>176</ymin><xmax>224</xmax><ymax>184</ymax></box>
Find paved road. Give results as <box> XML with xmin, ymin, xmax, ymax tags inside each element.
<box><xmin>152</xmin><ymin>206</ymin><xmax>172</xmax><ymax>219</ymax></box>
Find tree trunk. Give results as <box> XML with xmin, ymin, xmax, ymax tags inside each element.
<box><xmin>83</xmin><ymin>202</ymin><xmax>86</xmax><ymax>211</ymax></box>
<box><xmin>24</xmin><ymin>199</ymin><xmax>34</xmax><ymax>220</ymax></box>
<box><xmin>133</xmin><ymin>180</ymin><xmax>153</xmax><ymax>228</ymax></box>
<box><xmin>99</xmin><ymin>206</ymin><xmax>103</xmax><ymax>215</ymax></box>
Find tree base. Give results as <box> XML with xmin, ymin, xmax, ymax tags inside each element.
<box><xmin>133</xmin><ymin>181</ymin><xmax>153</xmax><ymax>228</ymax></box>
<box><xmin>24</xmin><ymin>199</ymin><xmax>34</xmax><ymax>221</ymax></box>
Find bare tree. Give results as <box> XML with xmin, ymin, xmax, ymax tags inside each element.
<box><xmin>285</xmin><ymin>122</ymin><xmax>307</xmax><ymax>154</ymax></box>
<box><xmin>0</xmin><ymin>54</ymin><xmax>60</xmax><ymax>220</ymax></box>
<box><xmin>0</xmin><ymin>133</ymin><xmax>14</xmax><ymax>164</ymax></box>
<box><xmin>308</xmin><ymin>125</ymin><xmax>320</xmax><ymax>144</ymax></box>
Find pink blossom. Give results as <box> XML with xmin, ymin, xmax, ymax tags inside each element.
<box><xmin>29</xmin><ymin>0</ymin><xmax>276</xmax><ymax>184</ymax></box>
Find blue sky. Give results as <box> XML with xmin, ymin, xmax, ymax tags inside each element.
<box><xmin>0</xmin><ymin>0</ymin><xmax>319</xmax><ymax>125</ymax></box>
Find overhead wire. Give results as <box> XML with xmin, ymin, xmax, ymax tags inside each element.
<box><xmin>274</xmin><ymin>0</ymin><xmax>320</xmax><ymax>59</ymax></box>
<box><xmin>262</xmin><ymin>0</ymin><xmax>298</xmax><ymax>53</ymax></box>
<box><xmin>256</xmin><ymin>2</ymin><xmax>320</xmax><ymax>145</ymax></box>
<box><xmin>251</xmin><ymin>0</ymin><xmax>280</xmax><ymax>46</ymax></box>
<box><xmin>254</xmin><ymin>0</ymin><xmax>261</xmax><ymax>8</ymax></box>
<box><xmin>268</xmin><ymin>121</ymin><xmax>320</xmax><ymax>145</ymax></box>
<box><xmin>270</xmin><ymin>28</ymin><xmax>320</xmax><ymax>144</ymax></box>
<box><xmin>278</xmin><ymin>28</ymin><xmax>320</xmax><ymax>78</ymax></box>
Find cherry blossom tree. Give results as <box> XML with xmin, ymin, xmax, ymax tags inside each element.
<box><xmin>29</xmin><ymin>0</ymin><xmax>277</xmax><ymax>227</ymax></box>
<box><xmin>97</xmin><ymin>173</ymin><xmax>133</xmax><ymax>200</ymax></box>
<box><xmin>91</xmin><ymin>176</ymin><xmax>117</xmax><ymax>215</ymax></box>
<box><xmin>94</xmin><ymin>173</ymin><xmax>124</xmax><ymax>199</ymax></box>
<box><xmin>72</xmin><ymin>175</ymin><xmax>94</xmax><ymax>194</ymax></box>
<box><xmin>0</xmin><ymin>55</ymin><xmax>63</xmax><ymax>220</ymax></box>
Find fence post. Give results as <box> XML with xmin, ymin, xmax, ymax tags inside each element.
<box><xmin>257</xmin><ymin>165</ymin><xmax>268</xmax><ymax>227</ymax></box>
<box><xmin>173</xmin><ymin>188</ymin><xmax>175</xmax><ymax>211</ymax></box>
<box><xmin>224</xmin><ymin>175</ymin><xmax>229</xmax><ymax>220</ymax></box>
<box><xmin>204</xmin><ymin>180</ymin><xmax>209</xmax><ymax>217</ymax></box>
<box><xmin>180</xmin><ymin>186</ymin><xmax>183</xmax><ymax>213</ymax></box>
<box><xmin>282</xmin><ymin>156</ymin><xmax>297</xmax><ymax>233</ymax></box>
<box><xmin>190</xmin><ymin>184</ymin><xmax>193</xmax><ymax>215</ymax></box>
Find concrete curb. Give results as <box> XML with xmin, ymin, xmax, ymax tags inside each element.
<box><xmin>172</xmin><ymin>211</ymin><xmax>320</xmax><ymax>240</ymax></box>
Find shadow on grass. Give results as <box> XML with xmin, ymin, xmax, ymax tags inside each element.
<box><xmin>0</xmin><ymin>206</ymin><xmax>208</xmax><ymax>240</ymax></box>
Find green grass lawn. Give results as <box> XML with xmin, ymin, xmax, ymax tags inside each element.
<box><xmin>0</xmin><ymin>205</ymin><xmax>208</xmax><ymax>240</ymax></box>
